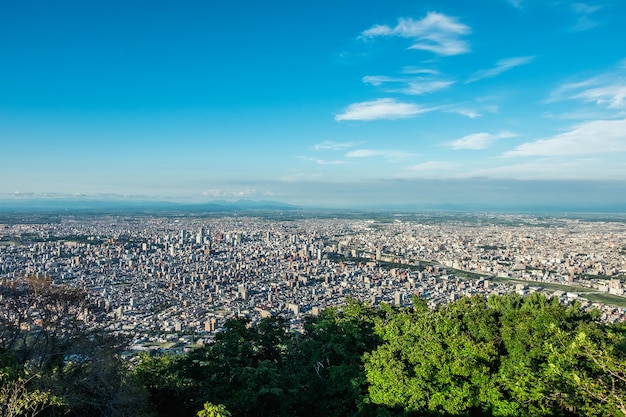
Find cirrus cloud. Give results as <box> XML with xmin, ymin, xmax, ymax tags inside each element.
<box><xmin>345</xmin><ymin>149</ymin><xmax>415</xmax><ymax>159</ymax></box>
<box><xmin>548</xmin><ymin>62</ymin><xmax>626</xmax><ymax>110</ymax></box>
<box><xmin>571</xmin><ymin>3</ymin><xmax>602</xmax><ymax>32</ymax></box>
<box><xmin>504</xmin><ymin>118</ymin><xmax>626</xmax><ymax>157</ymax></box>
<box><xmin>466</xmin><ymin>56</ymin><xmax>535</xmax><ymax>83</ymax></box>
<box><xmin>313</xmin><ymin>141</ymin><xmax>359</xmax><ymax>151</ymax></box>
<box><xmin>449</xmin><ymin>131</ymin><xmax>516</xmax><ymax>150</ymax></box>
<box><xmin>335</xmin><ymin>98</ymin><xmax>435</xmax><ymax>121</ymax></box>
<box><xmin>360</xmin><ymin>12</ymin><xmax>471</xmax><ymax>56</ymax></box>
<box><xmin>407</xmin><ymin>161</ymin><xmax>457</xmax><ymax>174</ymax></box>
<box><xmin>362</xmin><ymin>75</ymin><xmax>454</xmax><ymax>95</ymax></box>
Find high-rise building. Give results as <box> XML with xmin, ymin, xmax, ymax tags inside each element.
<box><xmin>394</xmin><ymin>291</ymin><xmax>403</xmax><ymax>306</ymax></box>
<box><xmin>196</xmin><ymin>227</ymin><xmax>205</xmax><ymax>244</ymax></box>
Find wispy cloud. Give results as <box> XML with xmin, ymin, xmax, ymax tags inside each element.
<box><xmin>504</xmin><ymin>118</ymin><xmax>626</xmax><ymax>157</ymax></box>
<box><xmin>360</xmin><ymin>12</ymin><xmax>471</xmax><ymax>56</ymax></box>
<box><xmin>542</xmin><ymin>109</ymin><xmax>611</xmax><ymax>121</ymax></box>
<box><xmin>400</xmin><ymin>67</ymin><xmax>440</xmax><ymax>75</ymax></box>
<box><xmin>362</xmin><ymin>75</ymin><xmax>454</xmax><ymax>95</ymax></box>
<box><xmin>299</xmin><ymin>156</ymin><xmax>348</xmax><ymax>165</ymax></box>
<box><xmin>506</xmin><ymin>0</ymin><xmax>523</xmax><ymax>9</ymax></box>
<box><xmin>362</xmin><ymin>75</ymin><xmax>397</xmax><ymax>87</ymax></box>
<box><xmin>505</xmin><ymin>2</ymin><xmax>602</xmax><ymax>30</ymax></box>
<box><xmin>447</xmin><ymin>108</ymin><xmax>481</xmax><ymax>119</ymax></box>
<box><xmin>407</xmin><ymin>161</ymin><xmax>457</xmax><ymax>172</ymax></box>
<box><xmin>335</xmin><ymin>98</ymin><xmax>435</xmax><ymax>121</ymax></box>
<box><xmin>461</xmin><ymin>159</ymin><xmax>616</xmax><ymax>180</ymax></box>
<box><xmin>573</xmin><ymin>85</ymin><xmax>626</xmax><ymax>109</ymax></box>
<box><xmin>571</xmin><ymin>3</ymin><xmax>602</xmax><ymax>31</ymax></box>
<box><xmin>549</xmin><ymin>65</ymin><xmax>626</xmax><ymax>110</ymax></box>
<box><xmin>401</xmin><ymin>80</ymin><xmax>454</xmax><ymax>95</ymax></box>
<box><xmin>467</xmin><ymin>56</ymin><xmax>535</xmax><ymax>83</ymax></box>
<box><xmin>202</xmin><ymin>189</ymin><xmax>257</xmax><ymax>198</ymax></box>
<box><xmin>318</xmin><ymin>160</ymin><xmax>347</xmax><ymax>165</ymax></box>
<box><xmin>345</xmin><ymin>149</ymin><xmax>415</xmax><ymax>159</ymax></box>
<box><xmin>313</xmin><ymin>141</ymin><xmax>358</xmax><ymax>151</ymax></box>
<box><xmin>449</xmin><ymin>131</ymin><xmax>516</xmax><ymax>150</ymax></box>
<box><xmin>446</xmin><ymin>100</ymin><xmax>500</xmax><ymax>119</ymax></box>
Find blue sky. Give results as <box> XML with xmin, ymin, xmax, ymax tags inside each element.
<box><xmin>1</xmin><ymin>0</ymin><xmax>626</xmax><ymax>209</ymax></box>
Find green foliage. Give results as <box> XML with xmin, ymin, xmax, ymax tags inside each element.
<box><xmin>196</xmin><ymin>403</ymin><xmax>231</xmax><ymax>417</ymax></box>
<box><xmin>134</xmin><ymin>315</ymin><xmax>296</xmax><ymax>417</ymax></box>
<box><xmin>364</xmin><ymin>292</ymin><xmax>626</xmax><ymax>416</ymax></box>
<box><xmin>133</xmin><ymin>354</ymin><xmax>195</xmax><ymax>416</ymax></box>
<box><xmin>133</xmin><ymin>300</ymin><xmax>390</xmax><ymax>417</ymax></box>
<box><xmin>366</xmin><ymin>296</ymin><xmax>504</xmax><ymax>415</ymax></box>
<box><xmin>5</xmin><ymin>276</ymin><xmax>626</xmax><ymax>417</ymax></box>
<box><xmin>131</xmin><ymin>294</ymin><xmax>626</xmax><ymax>417</ymax></box>
<box><xmin>0</xmin><ymin>372</ymin><xmax>67</xmax><ymax>417</ymax></box>
<box><xmin>288</xmin><ymin>297</ymin><xmax>390</xmax><ymax>417</ymax></box>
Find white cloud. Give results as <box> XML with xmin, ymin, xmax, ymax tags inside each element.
<box><xmin>408</xmin><ymin>161</ymin><xmax>456</xmax><ymax>171</ymax></box>
<box><xmin>448</xmin><ymin>108</ymin><xmax>481</xmax><ymax>119</ymax></box>
<box><xmin>360</xmin><ymin>12</ymin><xmax>471</xmax><ymax>56</ymax></box>
<box><xmin>300</xmin><ymin>156</ymin><xmax>348</xmax><ymax>165</ymax></box>
<box><xmin>446</xmin><ymin>101</ymin><xmax>499</xmax><ymax>119</ymax></box>
<box><xmin>571</xmin><ymin>3</ymin><xmax>602</xmax><ymax>31</ymax></box>
<box><xmin>362</xmin><ymin>75</ymin><xmax>454</xmax><ymax>95</ymax></box>
<box><xmin>467</xmin><ymin>56</ymin><xmax>535</xmax><ymax>83</ymax></box>
<box><xmin>504</xmin><ymin>118</ymin><xmax>626</xmax><ymax>157</ymax></box>
<box><xmin>402</xmin><ymin>80</ymin><xmax>454</xmax><ymax>95</ymax></box>
<box><xmin>572</xmin><ymin>84</ymin><xmax>626</xmax><ymax>109</ymax></box>
<box><xmin>202</xmin><ymin>189</ymin><xmax>257</xmax><ymax>198</ymax></box>
<box><xmin>462</xmin><ymin>157</ymin><xmax>626</xmax><ymax>180</ymax></box>
<box><xmin>572</xmin><ymin>3</ymin><xmax>602</xmax><ymax>14</ymax></box>
<box><xmin>202</xmin><ymin>189</ymin><xmax>227</xmax><ymax>197</ymax></box>
<box><xmin>313</xmin><ymin>141</ymin><xmax>358</xmax><ymax>151</ymax></box>
<box><xmin>400</xmin><ymin>67</ymin><xmax>440</xmax><ymax>75</ymax></box>
<box><xmin>317</xmin><ymin>160</ymin><xmax>347</xmax><ymax>165</ymax></box>
<box><xmin>362</xmin><ymin>75</ymin><xmax>397</xmax><ymax>87</ymax></box>
<box><xmin>542</xmin><ymin>109</ymin><xmax>614</xmax><ymax>121</ymax></box>
<box><xmin>462</xmin><ymin>160</ymin><xmax>587</xmax><ymax>180</ymax></box>
<box><xmin>548</xmin><ymin>62</ymin><xmax>626</xmax><ymax>110</ymax></box>
<box><xmin>335</xmin><ymin>98</ymin><xmax>434</xmax><ymax>121</ymax></box>
<box><xmin>449</xmin><ymin>131</ymin><xmax>516</xmax><ymax>150</ymax></box>
<box><xmin>345</xmin><ymin>149</ymin><xmax>415</xmax><ymax>159</ymax></box>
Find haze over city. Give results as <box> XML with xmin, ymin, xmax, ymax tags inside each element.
<box><xmin>2</xmin><ymin>0</ymin><xmax>626</xmax><ymax>210</ymax></box>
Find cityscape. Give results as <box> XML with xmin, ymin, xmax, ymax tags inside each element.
<box><xmin>3</xmin><ymin>0</ymin><xmax>626</xmax><ymax>414</ymax></box>
<box><xmin>2</xmin><ymin>210</ymin><xmax>625</xmax><ymax>355</ymax></box>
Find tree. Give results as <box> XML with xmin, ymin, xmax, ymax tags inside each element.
<box><xmin>0</xmin><ymin>373</ymin><xmax>66</xmax><ymax>417</ymax></box>
<box><xmin>0</xmin><ymin>276</ymin><xmax>151</xmax><ymax>417</ymax></box>
<box><xmin>135</xmin><ymin>315</ymin><xmax>296</xmax><ymax>417</ymax></box>
<box><xmin>288</xmin><ymin>298</ymin><xmax>390</xmax><ymax>417</ymax></box>
<box><xmin>196</xmin><ymin>403</ymin><xmax>231</xmax><ymax>417</ymax></box>
<box><xmin>0</xmin><ymin>276</ymin><xmax>91</xmax><ymax>370</ymax></box>
<box><xmin>365</xmin><ymin>295</ymin><xmax>505</xmax><ymax>415</ymax></box>
<box><xmin>132</xmin><ymin>353</ymin><xmax>195</xmax><ymax>417</ymax></box>
<box><xmin>543</xmin><ymin>326</ymin><xmax>626</xmax><ymax>415</ymax></box>
<box><xmin>364</xmin><ymin>293</ymin><xmax>626</xmax><ymax>416</ymax></box>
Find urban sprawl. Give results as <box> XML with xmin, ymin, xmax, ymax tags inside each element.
<box><xmin>1</xmin><ymin>213</ymin><xmax>625</xmax><ymax>354</ymax></box>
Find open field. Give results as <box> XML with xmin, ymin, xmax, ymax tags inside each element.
<box><xmin>493</xmin><ymin>277</ymin><xmax>626</xmax><ymax>308</ymax></box>
<box><xmin>580</xmin><ymin>293</ymin><xmax>626</xmax><ymax>309</ymax></box>
<box><xmin>493</xmin><ymin>277</ymin><xmax>587</xmax><ymax>292</ymax></box>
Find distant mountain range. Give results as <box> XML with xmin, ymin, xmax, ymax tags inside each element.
<box><xmin>1</xmin><ymin>197</ymin><xmax>625</xmax><ymax>216</ymax></box>
<box><xmin>0</xmin><ymin>198</ymin><xmax>299</xmax><ymax>213</ymax></box>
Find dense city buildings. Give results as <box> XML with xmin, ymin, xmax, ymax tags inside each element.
<box><xmin>1</xmin><ymin>212</ymin><xmax>625</xmax><ymax>353</ymax></box>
